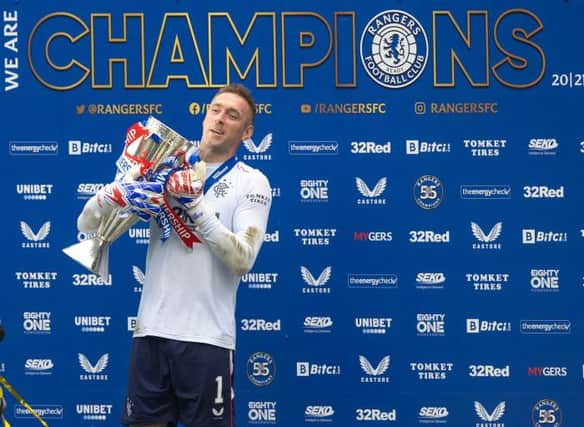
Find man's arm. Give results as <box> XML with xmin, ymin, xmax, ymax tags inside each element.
<box><xmin>77</xmin><ymin>180</ymin><xmax>164</xmax><ymax>232</ymax></box>
<box><xmin>77</xmin><ymin>195</ymin><xmax>113</xmax><ymax>232</ymax></box>
<box><xmin>187</xmin><ymin>171</ymin><xmax>272</xmax><ymax>276</ymax></box>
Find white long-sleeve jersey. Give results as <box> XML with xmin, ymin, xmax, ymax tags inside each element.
<box><xmin>78</xmin><ymin>161</ymin><xmax>272</xmax><ymax>350</ymax></box>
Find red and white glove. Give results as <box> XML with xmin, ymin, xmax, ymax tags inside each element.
<box><xmin>166</xmin><ymin>162</ymin><xmax>206</xmax><ymax>209</ymax></box>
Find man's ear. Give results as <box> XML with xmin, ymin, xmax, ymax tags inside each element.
<box><xmin>242</xmin><ymin>124</ymin><xmax>254</xmax><ymax>141</ymax></box>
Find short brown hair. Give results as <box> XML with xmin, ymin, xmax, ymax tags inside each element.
<box><xmin>215</xmin><ymin>83</ymin><xmax>256</xmax><ymax>124</ymax></box>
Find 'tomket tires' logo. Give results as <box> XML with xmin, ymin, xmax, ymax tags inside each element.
<box><xmin>360</xmin><ymin>10</ymin><xmax>428</xmax><ymax>88</ymax></box>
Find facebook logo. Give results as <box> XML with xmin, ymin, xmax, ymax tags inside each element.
<box><xmin>68</xmin><ymin>140</ymin><xmax>81</xmax><ymax>155</ymax></box>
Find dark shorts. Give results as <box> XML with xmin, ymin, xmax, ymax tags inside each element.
<box><xmin>120</xmin><ymin>336</ymin><xmax>234</xmax><ymax>427</ymax></box>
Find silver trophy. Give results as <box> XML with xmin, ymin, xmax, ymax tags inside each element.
<box><xmin>63</xmin><ymin>116</ymin><xmax>189</xmax><ymax>278</ymax></box>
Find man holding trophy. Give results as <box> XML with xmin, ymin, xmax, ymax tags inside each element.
<box><xmin>75</xmin><ymin>84</ymin><xmax>272</xmax><ymax>427</ymax></box>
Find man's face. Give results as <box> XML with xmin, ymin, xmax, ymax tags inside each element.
<box><xmin>200</xmin><ymin>92</ymin><xmax>253</xmax><ymax>159</ymax></box>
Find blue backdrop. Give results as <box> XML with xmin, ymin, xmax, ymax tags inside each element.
<box><xmin>2</xmin><ymin>0</ymin><xmax>583</xmax><ymax>426</ymax></box>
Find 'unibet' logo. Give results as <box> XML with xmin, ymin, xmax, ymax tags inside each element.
<box><xmin>355</xmin><ymin>317</ymin><xmax>392</xmax><ymax>335</ymax></box>
<box><xmin>74</xmin><ymin>316</ymin><xmax>111</xmax><ymax>333</ymax></box>
<box><xmin>75</xmin><ymin>404</ymin><xmax>113</xmax><ymax>420</ymax></box>
<box><xmin>241</xmin><ymin>271</ymin><xmax>279</xmax><ymax>290</ymax></box>
<box><xmin>16</xmin><ymin>184</ymin><xmax>53</xmax><ymax>200</ymax></box>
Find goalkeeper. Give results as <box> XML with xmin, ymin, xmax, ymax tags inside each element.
<box><xmin>76</xmin><ymin>84</ymin><xmax>272</xmax><ymax>427</ymax></box>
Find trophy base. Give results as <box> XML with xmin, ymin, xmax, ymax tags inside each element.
<box><xmin>62</xmin><ymin>238</ymin><xmax>110</xmax><ymax>279</ymax></box>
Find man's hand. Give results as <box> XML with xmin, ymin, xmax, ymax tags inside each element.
<box><xmin>97</xmin><ymin>181</ymin><xmax>164</xmax><ymax>217</ymax></box>
<box><xmin>167</xmin><ymin>162</ymin><xmax>206</xmax><ymax>209</ymax></box>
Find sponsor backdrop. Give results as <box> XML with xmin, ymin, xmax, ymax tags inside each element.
<box><xmin>1</xmin><ymin>0</ymin><xmax>583</xmax><ymax>426</ymax></box>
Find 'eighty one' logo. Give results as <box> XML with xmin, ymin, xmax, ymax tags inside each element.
<box><xmin>360</xmin><ymin>10</ymin><xmax>428</xmax><ymax>88</ymax></box>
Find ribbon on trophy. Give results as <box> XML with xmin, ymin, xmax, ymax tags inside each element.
<box><xmin>153</xmin><ymin>155</ymin><xmax>239</xmax><ymax>249</ymax></box>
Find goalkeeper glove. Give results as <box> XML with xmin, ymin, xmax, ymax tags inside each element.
<box><xmin>166</xmin><ymin>162</ymin><xmax>206</xmax><ymax>209</ymax></box>
<box><xmin>97</xmin><ymin>181</ymin><xmax>164</xmax><ymax>217</ymax></box>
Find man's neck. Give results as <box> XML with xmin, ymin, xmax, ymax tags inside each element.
<box><xmin>198</xmin><ymin>148</ymin><xmax>236</xmax><ymax>164</ymax></box>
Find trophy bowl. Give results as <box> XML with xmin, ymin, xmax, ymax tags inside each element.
<box><xmin>63</xmin><ymin>116</ymin><xmax>189</xmax><ymax>278</ymax></box>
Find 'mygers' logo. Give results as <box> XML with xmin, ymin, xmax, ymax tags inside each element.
<box><xmin>360</xmin><ymin>10</ymin><xmax>428</xmax><ymax>88</ymax></box>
